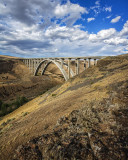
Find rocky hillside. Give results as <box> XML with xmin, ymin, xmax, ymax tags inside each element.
<box><xmin>0</xmin><ymin>54</ymin><xmax>128</xmax><ymax>160</ymax></box>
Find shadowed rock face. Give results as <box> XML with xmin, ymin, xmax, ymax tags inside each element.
<box><xmin>0</xmin><ymin>60</ymin><xmax>14</xmax><ymax>74</ymax></box>
<box><xmin>14</xmin><ymin>80</ymin><xmax>128</xmax><ymax>160</ymax></box>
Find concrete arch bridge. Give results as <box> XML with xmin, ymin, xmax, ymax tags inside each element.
<box><xmin>20</xmin><ymin>56</ymin><xmax>105</xmax><ymax>81</ymax></box>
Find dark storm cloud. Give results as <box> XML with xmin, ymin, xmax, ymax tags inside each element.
<box><xmin>9</xmin><ymin>1</ymin><xmax>34</xmax><ymax>25</ymax></box>
<box><xmin>2</xmin><ymin>0</ymin><xmax>58</xmax><ymax>26</ymax></box>
<box><xmin>6</xmin><ymin>39</ymin><xmax>52</xmax><ymax>50</ymax></box>
<box><xmin>0</xmin><ymin>22</ymin><xmax>9</xmax><ymax>33</ymax></box>
<box><xmin>0</xmin><ymin>26</ymin><xmax>5</xmax><ymax>32</ymax></box>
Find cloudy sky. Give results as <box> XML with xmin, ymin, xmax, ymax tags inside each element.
<box><xmin>0</xmin><ymin>0</ymin><xmax>128</xmax><ymax>58</ymax></box>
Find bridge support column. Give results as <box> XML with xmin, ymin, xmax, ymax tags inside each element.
<box><xmin>30</xmin><ymin>59</ymin><xmax>33</xmax><ymax>73</ymax></box>
<box><xmin>37</xmin><ymin>59</ymin><xmax>39</xmax><ymax>68</ymax></box>
<box><xmin>27</xmin><ymin>59</ymin><xmax>28</xmax><ymax>68</ymax></box>
<box><xmin>84</xmin><ymin>59</ymin><xmax>86</xmax><ymax>70</ymax></box>
<box><xmin>27</xmin><ymin>59</ymin><xmax>29</xmax><ymax>69</ymax></box>
<box><xmin>26</xmin><ymin>59</ymin><xmax>27</xmax><ymax>67</ymax></box>
<box><xmin>34</xmin><ymin>59</ymin><xmax>36</xmax><ymax>74</ymax></box>
<box><xmin>88</xmin><ymin>58</ymin><xmax>91</xmax><ymax>68</ymax></box>
<box><xmin>31</xmin><ymin>60</ymin><xmax>33</xmax><ymax>73</ymax></box>
<box><xmin>29</xmin><ymin>59</ymin><xmax>31</xmax><ymax>71</ymax></box>
<box><xmin>27</xmin><ymin>59</ymin><xmax>28</xmax><ymax>67</ymax></box>
<box><xmin>76</xmin><ymin>58</ymin><xmax>80</xmax><ymax>75</ymax></box>
<box><xmin>25</xmin><ymin>59</ymin><xmax>27</xmax><ymax>66</ymax></box>
<box><xmin>61</xmin><ymin>58</ymin><xmax>64</xmax><ymax>69</ymax></box>
<box><xmin>94</xmin><ymin>59</ymin><xmax>97</xmax><ymax>66</ymax></box>
<box><xmin>26</xmin><ymin>59</ymin><xmax>28</xmax><ymax>67</ymax></box>
<box><xmin>42</xmin><ymin>61</ymin><xmax>46</xmax><ymax>73</ymax></box>
<box><xmin>35</xmin><ymin>59</ymin><xmax>38</xmax><ymax>74</ymax></box>
<box><xmin>24</xmin><ymin>59</ymin><xmax>25</xmax><ymax>65</ymax></box>
<box><xmin>68</xmin><ymin>58</ymin><xmax>71</xmax><ymax>79</ymax></box>
<box><xmin>32</xmin><ymin>60</ymin><xmax>34</xmax><ymax>74</ymax></box>
<box><xmin>40</xmin><ymin>59</ymin><xmax>43</xmax><ymax>71</ymax></box>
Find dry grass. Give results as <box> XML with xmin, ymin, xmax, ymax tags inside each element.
<box><xmin>0</xmin><ymin>55</ymin><xmax>128</xmax><ymax>160</ymax></box>
<box><xmin>0</xmin><ymin>55</ymin><xmax>20</xmax><ymax>59</ymax></box>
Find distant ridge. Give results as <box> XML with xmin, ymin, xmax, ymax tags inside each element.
<box><xmin>0</xmin><ymin>55</ymin><xmax>20</xmax><ymax>59</ymax></box>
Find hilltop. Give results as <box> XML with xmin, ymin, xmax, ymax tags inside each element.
<box><xmin>0</xmin><ymin>54</ymin><xmax>128</xmax><ymax>159</ymax></box>
<box><xmin>0</xmin><ymin>55</ymin><xmax>20</xmax><ymax>59</ymax></box>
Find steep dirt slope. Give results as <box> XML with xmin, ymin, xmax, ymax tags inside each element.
<box><xmin>0</xmin><ymin>55</ymin><xmax>128</xmax><ymax>159</ymax></box>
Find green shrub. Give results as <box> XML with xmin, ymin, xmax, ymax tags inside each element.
<box><xmin>20</xmin><ymin>96</ymin><xmax>28</xmax><ymax>104</ymax></box>
<box><xmin>7</xmin><ymin>106</ymin><xmax>13</xmax><ymax>114</ymax></box>
<box><xmin>0</xmin><ymin>100</ymin><xmax>3</xmax><ymax>110</ymax></box>
<box><xmin>22</xmin><ymin>112</ymin><xmax>29</xmax><ymax>116</ymax></box>
<box><xmin>0</xmin><ymin>96</ymin><xmax>28</xmax><ymax>117</ymax></box>
<box><xmin>14</xmin><ymin>96</ymin><xmax>28</xmax><ymax>108</ymax></box>
<box><xmin>1</xmin><ymin>103</ymin><xmax>7</xmax><ymax>116</ymax></box>
<box><xmin>14</xmin><ymin>97</ymin><xmax>21</xmax><ymax>108</ymax></box>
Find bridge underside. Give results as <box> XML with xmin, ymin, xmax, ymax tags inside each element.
<box><xmin>21</xmin><ymin>56</ymin><xmax>105</xmax><ymax>81</ymax></box>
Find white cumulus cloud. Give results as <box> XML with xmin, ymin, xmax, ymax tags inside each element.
<box><xmin>0</xmin><ymin>0</ymin><xmax>127</xmax><ymax>57</ymax></box>
<box><xmin>54</xmin><ymin>2</ymin><xmax>88</xmax><ymax>17</ymax></box>
<box><xmin>104</xmin><ymin>37</ymin><xmax>128</xmax><ymax>45</ymax></box>
<box><xmin>106</xmin><ymin>15</ymin><xmax>112</xmax><ymax>19</ymax></box>
<box><xmin>89</xmin><ymin>28</ymin><xmax>116</xmax><ymax>41</ymax></box>
<box><xmin>54</xmin><ymin>1</ymin><xmax>88</xmax><ymax>26</ymax></box>
<box><xmin>120</xmin><ymin>20</ymin><xmax>128</xmax><ymax>36</ymax></box>
<box><xmin>104</xmin><ymin>7</ymin><xmax>112</xmax><ymax>12</ymax></box>
<box><xmin>111</xmin><ymin>16</ymin><xmax>121</xmax><ymax>23</ymax></box>
<box><xmin>95</xmin><ymin>1</ymin><xmax>100</xmax><ymax>5</ymax></box>
<box><xmin>87</xmin><ymin>17</ymin><xmax>95</xmax><ymax>22</ymax></box>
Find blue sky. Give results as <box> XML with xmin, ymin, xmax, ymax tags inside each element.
<box><xmin>74</xmin><ymin>0</ymin><xmax>128</xmax><ymax>32</ymax></box>
<box><xmin>0</xmin><ymin>0</ymin><xmax>128</xmax><ymax>58</ymax></box>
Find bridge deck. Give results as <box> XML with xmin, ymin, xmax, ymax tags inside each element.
<box><xmin>20</xmin><ymin>56</ymin><xmax>106</xmax><ymax>60</ymax></box>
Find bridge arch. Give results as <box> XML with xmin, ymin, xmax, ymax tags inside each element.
<box><xmin>41</xmin><ymin>61</ymin><xmax>75</xmax><ymax>77</ymax></box>
<box><xmin>21</xmin><ymin>56</ymin><xmax>106</xmax><ymax>81</ymax></box>
<box><xmin>34</xmin><ymin>59</ymin><xmax>74</xmax><ymax>81</ymax></box>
